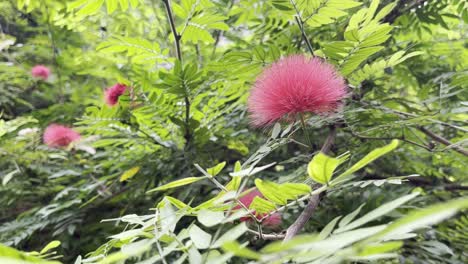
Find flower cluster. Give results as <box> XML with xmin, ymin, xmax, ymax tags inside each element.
<box><xmin>248</xmin><ymin>55</ymin><xmax>347</xmax><ymax>126</ymax></box>
<box><xmin>31</xmin><ymin>65</ymin><xmax>51</xmax><ymax>80</ymax></box>
<box><xmin>104</xmin><ymin>83</ymin><xmax>127</xmax><ymax>106</ymax></box>
<box><xmin>43</xmin><ymin>124</ymin><xmax>81</xmax><ymax>148</ymax></box>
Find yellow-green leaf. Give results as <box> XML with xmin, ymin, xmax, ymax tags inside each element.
<box><xmin>333</xmin><ymin>140</ymin><xmax>399</xmax><ymax>184</ymax></box>
<box><xmin>308</xmin><ymin>152</ymin><xmax>341</xmax><ymax>184</ymax></box>
<box><xmin>147</xmin><ymin>177</ymin><xmax>206</xmax><ymax>193</ymax></box>
<box><xmin>207</xmin><ymin>161</ymin><xmax>226</xmax><ymax>177</ymax></box>
<box><xmin>40</xmin><ymin>240</ymin><xmax>61</xmax><ymax>254</ymax></box>
<box><xmin>119</xmin><ymin>166</ymin><xmax>140</xmax><ymax>182</ymax></box>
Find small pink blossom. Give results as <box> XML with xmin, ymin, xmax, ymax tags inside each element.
<box><xmin>236</xmin><ymin>188</ymin><xmax>282</xmax><ymax>227</ymax></box>
<box><xmin>248</xmin><ymin>55</ymin><xmax>347</xmax><ymax>126</ymax></box>
<box><xmin>43</xmin><ymin>124</ymin><xmax>81</xmax><ymax>148</ymax></box>
<box><xmin>31</xmin><ymin>65</ymin><xmax>51</xmax><ymax>80</ymax></box>
<box><xmin>104</xmin><ymin>83</ymin><xmax>127</xmax><ymax>106</ymax></box>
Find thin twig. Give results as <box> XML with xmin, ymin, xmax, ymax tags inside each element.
<box><xmin>162</xmin><ymin>0</ymin><xmax>182</xmax><ymax>61</ymax></box>
<box><xmin>418</xmin><ymin>126</ymin><xmax>468</xmax><ymax>156</ymax></box>
<box><xmin>247</xmin><ymin>228</ymin><xmax>285</xmax><ymax>240</ymax></box>
<box><xmin>42</xmin><ymin>0</ymin><xmax>64</xmax><ymax>103</ymax></box>
<box><xmin>162</xmin><ymin>0</ymin><xmax>192</xmax><ymax>152</ymax></box>
<box><xmin>194</xmin><ymin>164</ymin><xmax>260</xmax><ymax>223</ymax></box>
<box><xmin>289</xmin><ymin>0</ymin><xmax>314</xmax><ymax>56</ymax></box>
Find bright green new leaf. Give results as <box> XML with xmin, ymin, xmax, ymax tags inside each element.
<box><xmin>308</xmin><ymin>152</ymin><xmax>341</xmax><ymax>184</ymax></box>
<box><xmin>255</xmin><ymin>179</ymin><xmax>287</xmax><ymax>205</ymax></box>
<box><xmin>119</xmin><ymin>166</ymin><xmax>140</xmax><ymax>182</ymax></box>
<box><xmin>249</xmin><ymin>196</ymin><xmax>276</xmax><ymax>215</ymax></box>
<box><xmin>165</xmin><ymin>196</ymin><xmax>192</xmax><ymax>210</ymax></box>
<box><xmin>333</xmin><ymin>140</ymin><xmax>399</xmax><ymax>184</ymax></box>
<box><xmin>146</xmin><ymin>177</ymin><xmax>206</xmax><ymax>193</ymax></box>
<box><xmin>40</xmin><ymin>240</ymin><xmax>61</xmax><ymax>254</ymax></box>
<box><xmin>206</xmin><ymin>162</ymin><xmax>226</xmax><ymax>177</ymax></box>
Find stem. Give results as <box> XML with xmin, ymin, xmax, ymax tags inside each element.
<box><xmin>162</xmin><ymin>0</ymin><xmax>182</xmax><ymax>61</ymax></box>
<box><xmin>42</xmin><ymin>0</ymin><xmax>64</xmax><ymax>103</ymax></box>
<box><xmin>194</xmin><ymin>164</ymin><xmax>260</xmax><ymax>223</ymax></box>
<box><xmin>418</xmin><ymin>126</ymin><xmax>468</xmax><ymax>156</ymax></box>
<box><xmin>162</xmin><ymin>0</ymin><xmax>192</xmax><ymax>151</ymax></box>
<box><xmin>290</xmin><ymin>0</ymin><xmax>314</xmax><ymax>56</ymax></box>
<box><xmin>283</xmin><ymin>126</ymin><xmax>336</xmax><ymax>241</ymax></box>
<box><xmin>299</xmin><ymin>113</ymin><xmax>312</xmax><ymax>148</ymax></box>
<box><xmin>283</xmin><ymin>193</ymin><xmax>320</xmax><ymax>241</ymax></box>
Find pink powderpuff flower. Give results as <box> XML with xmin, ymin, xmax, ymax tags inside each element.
<box><xmin>235</xmin><ymin>188</ymin><xmax>282</xmax><ymax>227</ymax></box>
<box><xmin>31</xmin><ymin>65</ymin><xmax>51</xmax><ymax>80</ymax></box>
<box><xmin>248</xmin><ymin>55</ymin><xmax>347</xmax><ymax>126</ymax></box>
<box><xmin>43</xmin><ymin>124</ymin><xmax>81</xmax><ymax>148</ymax></box>
<box><xmin>104</xmin><ymin>83</ymin><xmax>127</xmax><ymax>106</ymax></box>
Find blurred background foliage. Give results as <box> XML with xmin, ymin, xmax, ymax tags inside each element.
<box><xmin>0</xmin><ymin>0</ymin><xmax>467</xmax><ymax>263</ymax></box>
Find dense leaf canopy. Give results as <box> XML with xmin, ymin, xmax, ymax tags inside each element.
<box><xmin>0</xmin><ymin>0</ymin><xmax>467</xmax><ymax>263</ymax></box>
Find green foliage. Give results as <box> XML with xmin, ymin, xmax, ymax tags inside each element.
<box><xmin>1</xmin><ymin>0</ymin><xmax>467</xmax><ymax>263</ymax></box>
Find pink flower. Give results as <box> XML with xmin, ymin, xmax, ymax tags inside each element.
<box><xmin>104</xmin><ymin>83</ymin><xmax>127</xmax><ymax>106</ymax></box>
<box><xmin>235</xmin><ymin>189</ymin><xmax>282</xmax><ymax>227</ymax></box>
<box><xmin>31</xmin><ymin>65</ymin><xmax>51</xmax><ymax>80</ymax></box>
<box><xmin>248</xmin><ymin>55</ymin><xmax>347</xmax><ymax>126</ymax></box>
<box><xmin>43</xmin><ymin>124</ymin><xmax>81</xmax><ymax>148</ymax></box>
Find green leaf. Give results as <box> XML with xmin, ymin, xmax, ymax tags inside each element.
<box><xmin>304</xmin><ymin>0</ymin><xmax>362</xmax><ymax>28</ymax></box>
<box><xmin>165</xmin><ymin>196</ymin><xmax>192</xmax><ymax>210</ymax></box>
<box><xmin>308</xmin><ymin>152</ymin><xmax>342</xmax><ymax>184</ymax></box>
<box><xmin>96</xmin><ymin>36</ymin><xmax>162</xmax><ymax>65</ymax></box>
<box><xmin>189</xmin><ymin>224</ymin><xmax>212</xmax><ymax>249</ymax></box>
<box><xmin>271</xmin><ymin>123</ymin><xmax>281</xmax><ymax>139</ymax></box>
<box><xmin>222</xmin><ymin>241</ymin><xmax>260</xmax><ymax>260</ymax></box>
<box><xmin>225</xmin><ymin>176</ymin><xmax>241</xmax><ymax>191</ymax></box>
<box><xmin>146</xmin><ymin>177</ymin><xmax>206</xmax><ymax>193</ymax></box>
<box><xmin>366</xmin><ymin>197</ymin><xmax>468</xmax><ymax>242</ymax></box>
<box><xmin>249</xmin><ymin>196</ymin><xmax>276</xmax><ymax>215</ymax></box>
<box><xmin>357</xmin><ymin>241</ymin><xmax>403</xmax><ymax>257</ymax></box>
<box><xmin>119</xmin><ymin>166</ymin><xmax>140</xmax><ymax>182</ymax></box>
<box><xmin>207</xmin><ymin>162</ymin><xmax>226</xmax><ymax>177</ymax></box>
<box><xmin>339</xmin><ymin>203</ymin><xmax>365</xmax><ymax>228</ymax></box>
<box><xmin>335</xmin><ymin>192</ymin><xmax>419</xmax><ymax>233</ymax></box>
<box><xmin>333</xmin><ymin>140</ymin><xmax>399</xmax><ymax>183</ymax></box>
<box><xmin>255</xmin><ymin>179</ymin><xmax>287</xmax><ymax>205</ymax></box>
<box><xmin>197</xmin><ymin>209</ymin><xmax>225</xmax><ymax>227</ymax></box>
<box><xmin>212</xmin><ymin>222</ymin><xmax>248</xmax><ymax>248</ymax></box>
<box><xmin>40</xmin><ymin>240</ymin><xmax>61</xmax><ymax>254</ymax></box>
<box><xmin>318</xmin><ymin>216</ymin><xmax>342</xmax><ymax>239</ymax></box>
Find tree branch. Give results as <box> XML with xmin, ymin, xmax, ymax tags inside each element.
<box><xmin>162</xmin><ymin>0</ymin><xmax>182</xmax><ymax>61</ymax></box>
<box><xmin>290</xmin><ymin>0</ymin><xmax>314</xmax><ymax>56</ymax></box>
<box><xmin>418</xmin><ymin>126</ymin><xmax>468</xmax><ymax>156</ymax></box>
<box><xmin>162</xmin><ymin>0</ymin><xmax>192</xmax><ymax>151</ymax></box>
<box><xmin>283</xmin><ymin>126</ymin><xmax>335</xmax><ymax>241</ymax></box>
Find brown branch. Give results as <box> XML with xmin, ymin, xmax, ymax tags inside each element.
<box><xmin>418</xmin><ymin>126</ymin><xmax>468</xmax><ymax>156</ymax></box>
<box><xmin>283</xmin><ymin>192</ymin><xmax>321</xmax><ymax>241</ymax></box>
<box><xmin>247</xmin><ymin>229</ymin><xmax>285</xmax><ymax>240</ymax></box>
<box><xmin>283</xmin><ymin>126</ymin><xmax>335</xmax><ymax>241</ymax></box>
